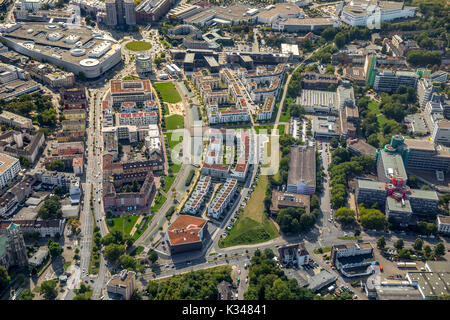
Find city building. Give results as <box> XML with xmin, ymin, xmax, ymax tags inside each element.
<box><xmin>301</xmin><ymin>72</ymin><xmax>338</xmax><ymax>91</ymax></box>
<box><xmin>0</xmin><ymin>153</ymin><xmax>21</xmax><ymax>189</ymax></box>
<box><xmin>437</xmin><ymin>215</ymin><xmax>450</xmax><ymax>234</ymax></box>
<box><xmin>340</xmin><ymin>0</ymin><xmax>417</xmax><ymax>27</ymax></box>
<box><xmin>308</xmin><ymin>270</ymin><xmax>338</xmax><ymax>292</ymax></box>
<box><xmin>117</xmin><ymin>112</ymin><xmax>158</xmax><ymax>126</ymax></box>
<box><xmin>0</xmin><ymin>130</ymin><xmax>45</xmax><ymax>164</ymax></box>
<box><xmin>297</xmin><ymin>90</ymin><xmax>338</xmax><ymax>115</ymax></box>
<box><xmin>1</xmin><ymin>219</ymin><xmax>65</xmax><ymax>237</ymax></box>
<box><xmin>312</xmin><ymin>116</ymin><xmax>340</xmax><ymax>139</ymax></box>
<box><xmin>347</xmin><ymin>138</ymin><xmax>377</xmax><ymax>157</ymax></box>
<box><xmin>60</xmin><ymin>85</ymin><xmax>87</xmax><ymax>110</ymax></box>
<box><xmin>0</xmin><ymin>23</ymin><xmax>122</xmax><ymax>79</ymax></box>
<box><xmin>62</xmin><ymin>119</ymin><xmax>85</xmax><ymax>132</ymax></box>
<box><xmin>356</xmin><ymin>136</ymin><xmax>440</xmax><ymax>226</ymax></box>
<box><xmin>0</xmin><ymin>111</ymin><xmax>33</xmax><ymax>130</ymax></box>
<box><xmin>287</xmin><ymin>145</ymin><xmax>316</xmax><ymax>195</ymax></box>
<box><xmin>110</xmin><ymin>79</ymin><xmax>154</xmax><ymax>107</ymax></box>
<box><xmin>331</xmin><ymin>243</ymin><xmax>377</xmax><ymax>277</ymax></box>
<box><xmin>270</xmin><ymin>191</ymin><xmax>310</xmax><ymax>216</ymax></box>
<box><xmin>106</xmin><ymin>269</ymin><xmax>136</xmax><ymax>300</ymax></box>
<box><xmin>0</xmin><ymin>62</ymin><xmax>41</xmax><ymax>100</ymax></box>
<box><xmin>165</xmin><ymin>215</ymin><xmax>207</xmax><ymax>254</ymax></box>
<box><xmin>135</xmin><ymin>0</ymin><xmax>173</xmax><ymax>24</ymax></box>
<box><xmin>208</xmin><ymin>178</ymin><xmax>238</xmax><ymax>219</ymax></box>
<box><xmin>184</xmin><ymin>175</ymin><xmax>212</xmax><ymax>215</ymax></box>
<box><xmin>272</xmin><ymin>17</ymin><xmax>339</xmax><ymax>32</ymax></box>
<box><xmin>135</xmin><ymin>53</ymin><xmax>152</xmax><ymax>74</ymax></box>
<box><xmin>256</xmin><ymin>3</ymin><xmax>304</xmax><ymax>24</ymax></box>
<box><xmin>105</xmin><ymin>0</ymin><xmax>136</xmax><ymax>27</ymax></box>
<box><xmin>278</xmin><ymin>243</ymin><xmax>310</xmax><ymax>267</ymax></box>
<box><xmin>373</xmin><ymin>70</ymin><xmax>419</xmax><ymax>92</ymax></box>
<box><xmin>0</xmin><ymin>222</ymin><xmax>28</xmax><ymax>270</ymax></box>
<box><xmin>431</xmin><ymin>120</ymin><xmax>450</xmax><ymax>147</ymax></box>
<box><xmin>406</xmin><ymin>270</ymin><xmax>450</xmax><ymax>299</ymax></box>
<box><xmin>0</xmin><ymin>175</ymin><xmax>35</xmax><ymax>218</ymax></box>
<box><xmin>102</xmin><ymin>171</ymin><xmax>156</xmax><ymax>211</ymax></box>
<box><xmin>62</xmin><ymin>109</ymin><xmax>86</xmax><ymax>121</ymax></box>
<box><xmin>28</xmin><ymin>248</ymin><xmax>49</xmax><ymax>268</ymax></box>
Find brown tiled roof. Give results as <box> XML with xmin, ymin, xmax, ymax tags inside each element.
<box><xmin>167</xmin><ymin>215</ymin><xmax>207</xmax><ymax>246</ymax></box>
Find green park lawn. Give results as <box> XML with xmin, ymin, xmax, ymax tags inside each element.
<box><xmin>368</xmin><ymin>100</ymin><xmax>388</xmax><ymax>126</ymax></box>
<box><xmin>125</xmin><ymin>41</ymin><xmax>152</xmax><ymax>51</ymax></box>
<box><xmin>164</xmin><ymin>132</ymin><xmax>183</xmax><ymax>149</ymax></box>
<box><xmin>154</xmin><ymin>82</ymin><xmax>182</xmax><ymax>104</ymax></box>
<box><xmin>107</xmin><ymin>216</ymin><xmax>139</xmax><ymax>235</ymax></box>
<box><xmin>165</xmin><ymin>114</ymin><xmax>185</xmax><ymax>130</ymax></box>
<box><xmin>151</xmin><ymin>193</ymin><xmax>167</xmax><ymax>213</ymax></box>
<box><xmin>219</xmin><ymin>175</ymin><xmax>279</xmax><ymax>248</ymax></box>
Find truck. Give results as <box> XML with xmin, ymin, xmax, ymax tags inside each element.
<box><xmin>397</xmin><ymin>262</ymin><xmax>416</xmax><ymax>268</ymax></box>
<box><xmin>328</xmin><ymin>285</ymin><xmax>336</xmax><ymax>293</ymax></box>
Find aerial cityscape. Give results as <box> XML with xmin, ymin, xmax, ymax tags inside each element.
<box><xmin>0</xmin><ymin>0</ymin><xmax>450</xmax><ymax>304</ymax></box>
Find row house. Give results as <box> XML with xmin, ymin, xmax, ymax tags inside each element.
<box><xmin>208</xmin><ymin>178</ymin><xmax>238</xmax><ymax>219</ymax></box>
<box><xmin>184</xmin><ymin>175</ymin><xmax>212</xmax><ymax>215</ymax></box>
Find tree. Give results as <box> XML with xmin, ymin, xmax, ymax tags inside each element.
<box><xmin>148</xmin><ymin>249</ymin><xmax>158</xmax><ymax>264</ymax></box>
<box><xmin>0</xmin><ymin>266</ymin><xmax>10</xmax><ymax>292</ymax></box>
<box><xmin>104</xmin><ymin>243</ymin><xmax>125</xmax><ymax>262</ymax></box>
<box><xmin>423</xmin><ymin>245</ymin><xmax>432</xmax><ymax>257</ymax></box>
<box><xmin>377</xmin><ymin>236</ymin><xmax>386</xmax><ymax>249</ymax></box>
<box><xmin>398</xmin><ymin>248</ymin><xmax>411</xmax><ymax>259</ymax></box>
<box><xmin>19</xmin><ymin>156</ymin><xmax>30</xmax><ymax>168</ymax></box>
<box><xmin>334</xmin><ymin>207</ymin><xmax>356</xmax><ymax>225</ymax></box>
<box><xmin>37</xmin><ymin>195</ymin><xmax>62</xmax><ymax>219</ymax></box>
<box><xmin>434</xmin><ymin>242</ymin><xmax>445</xmax><ymax>257</ymax></box>
<box><xmin>394</xmin><ymin>238</ymin><xmax>404</xmax><ymax>251</ymax></box>
<box><xmin>48</xmin><ymin>240</ymin><xmax>63</xmax><ymax>258</ymax></box>
<box><xmin>330</xmin><ymin>137</ymin><xmax>339</xmax><ymax>149</ymax></box>
<box><xmin>73</xmin><ymin>283</ymin><xmax>92</xmax><ymax>300</ymax></box>
<box><xmin>334</xmin><ymin>32</ymin><xmax>346</xmax><ymax>48</ymax></box>
<box><xmin>354</xmin><ymin>229</ymin><xmax>361</xmax><ymax>237</ymax></box>
<box><xmin>406</xmin><ymin>50</ymin><xmax>441</xmax><ymax>66</ymax></box>
<box><xmin>413</xmin><ymin>238</ymin><xmax>423</xmax><ymax>251</ymax></box>
<box><xmin>18</xmin><ymin>289</ymin><xmax>34</xmax><ymax>300</ymax></box>
<box><xmin>119</xmin><ymin>255</ymin><xmax>137</xmax><ymax>270</ymax></box>
<box><xmin>359</xmin><ymin>206</ymin><xmax>386</xmax><ymax>230</ymax></box>
<box><xmin>40</xmin><ymin>280</ymin><xmax>58</xmax><ymax>300</ymax></box>
<box><xmin>47</xmin><ymin>160</ymin><xmax>65</xmax><ymax>172</ymax></box>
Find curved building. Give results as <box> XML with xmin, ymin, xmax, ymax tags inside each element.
<box><xmin>135</xmin><ymin>53</ymin><xmax>152</xmax><ymax>74</ymax></box>
<box><xmin>0</xmin><ymin>23</ymin><xmax>122</xmax><ymax>79</ymax></box>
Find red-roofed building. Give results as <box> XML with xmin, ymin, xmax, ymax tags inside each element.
<box><xmin>165</xmin><ymin>215</ymin><xmax>207</xmax><ymax>254</ymax></box>
<box><xmin>110</xmin><ymin>80</ymin><xmax>154</xmax><ymax>107</ymax></box>
<box><xmin>72</xmin><ymin>157</ymin><xmax>84</xmax><ymax>175</ymax></box>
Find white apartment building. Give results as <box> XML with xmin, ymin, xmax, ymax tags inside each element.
<box><xmin>184</xmin><ymin>175</ymin><xmax>212</xmax><ymax>215</ymax></box>
<box><xmin>0</xmin><ymin>153</ymin><xmax>21</xmax><ymax>189</ymax></box>
<box><xmin>431</xmin><ymin>120</ymin><xmax>450</xmax><ymax>146</ymax></box>
<box><xmin>118</xmin><ymin>112</ymin><xmax>158</xmax><ymax>126</ymax></box>
<box><xmin>437</xmin><ymin>215</ymin><xmax>450</xmax><ymax>234</ymax></box>
<box><xmin>208</xmin><ymin>178</ymin><xmax>238</xmax><ymax>219</ymax></box>
<box><xmin>208</xmin><ymin>105</ymin><xmax>251</xmax><ymax>125</ymax></box>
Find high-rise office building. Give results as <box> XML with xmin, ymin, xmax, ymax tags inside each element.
<box><xmin>105</xmin><ymin>0</ymin><xmax>118</xmax><ymax>26</ymax></box>
<box><xmin>105</xmin><ymin>0</ymin><xmax>136</xmax><ymax>27</ymax></box>
<box><xmin>124</xmin><ymin>0</ymin><xmax>137</xmax><ymax>26</ymax></box>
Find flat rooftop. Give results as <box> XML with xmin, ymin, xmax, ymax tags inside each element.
<box><xmin>386</xmin><ymin>196</ymin><xmax>412</xmax><ymax>213</ymax></box>
<box><xmin>287</xmin><ymin>145</ymin><xmax>316</xmax><ymax>187</ymax></box>
<box><xmin>0</xmin><ymin>23</ymin><xmax>121</xmax><ymax>65</ymax></box>
<box><xmin>379</xmin><ymin>149</ymin><xmax>408</xmax><ymax>180</ymax></box>
<box><xmin>298</xmin><ymin>89</ymin><xmax>336</xmax><ymax>108</ymax></box>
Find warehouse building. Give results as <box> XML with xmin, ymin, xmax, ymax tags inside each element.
<box><xmin>287</xmin><ymin>145</ymin><xmax>315</xmax><ymax>195</ymax></box>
